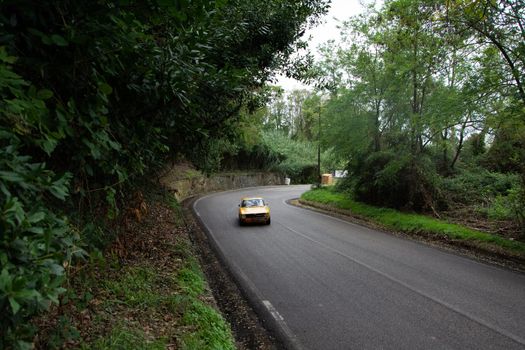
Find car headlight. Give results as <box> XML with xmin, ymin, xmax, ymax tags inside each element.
<box><xmin>241</xmin><ymin>214</ymin><xmax>246</xmax><ymax>219</ymax></box>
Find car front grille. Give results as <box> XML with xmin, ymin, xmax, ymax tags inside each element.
<box><xmin>246</xmin><ymin>213</ymin><xmax>267</xmax><ymax>218</ymax></box>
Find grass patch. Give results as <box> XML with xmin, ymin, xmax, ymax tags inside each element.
<box><xmin>166</xmin><ymin>194</ymin><xmax>186</xmax><ymax>226</ymax></box>
<box><xmin>180</xmin><ymin>300</ymin><xmax>236</xmax><ymax>350</ymax></box>
<box><xmin>301</xmin><ymin>188</ymin><xmax>525</xmax><ymax>255</ymax></box>
<box><xmin>103</xmin><ymin>266</ymin><xmax>168</xmax><ymax>308</ymax></box>
<box><xmin>97</xmin><ymin>260</ymin><xmax>234</xmax><ymax>349</ymax></box>
<box><xmin>184</xmin><ymin>168</ymin><xmax>203</xmax><ymax>180</ymax></box>
<box><xmin>172</xmin><ymin>244</ymin><xmax>235</xmax><ymax>350</ymax></box>
<box><xmin>177</xmin><ymin>266</ymin><xmax>205</xmax><ymax>298</ymax></box>
<box><xmin>36</xmin><ymin>191</ymin><xmax>235</xmax><ymax>349</ymax></box>
<box><xmin>86</xmin><ymin>324</ymin><xmax>168</xmax><ymax>350</ymax></box>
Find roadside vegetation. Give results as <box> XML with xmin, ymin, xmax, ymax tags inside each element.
<box><xmin>253</xmin><ymin>0</ymin><xmax>525</xmax><ymax>244</ymax></box>
<box><xmin>34</xmin><ymin>189</ymin><xmax>235</xmax><ymax>349</ymax></box>
<box><xmin>301</xmin><ymin>187</ymin><xmax>525</xmax><ymax>259</ymax></box>
<box><xmin>314</xmin><ymin>0</ymin><xmax>525</xmax><ymax>240</ymax></box>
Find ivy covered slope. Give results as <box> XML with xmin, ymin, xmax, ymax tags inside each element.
<box><xmin>0</xmin><ymin>0</ymin><xmax>328</xmax><ymax>347</ymax></box>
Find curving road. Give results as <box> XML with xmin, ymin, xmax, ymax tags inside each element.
<box><xmin>193</xmin><ymin>185</ymin><xmax>525</xmax><ymax>350</ymax></box>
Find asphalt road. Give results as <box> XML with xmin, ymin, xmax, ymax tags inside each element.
<box><xmin>193</xmin><ymin>185</ymin><xmax>525</xmax><ymax>350</ymax></box>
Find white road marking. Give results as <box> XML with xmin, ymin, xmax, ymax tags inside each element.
<box><xmin>263</xmin><ymin>300</ymin><xmax>285</xmax><ymax>321</ymax></box>
<box><xmin>262</xmin><ymin>300</ymin><xmax>305</xmax><ymax>350</ymax></box>
<box><xmin>194</xmin><ymin>195</ymin><xmax>306</xmax><ymax>350</ymax></box>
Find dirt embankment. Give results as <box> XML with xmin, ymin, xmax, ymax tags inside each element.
<box><xmin>35</xmin><ymin>165</ymin><xmax>284</xmax><ymax>348</ymax></box>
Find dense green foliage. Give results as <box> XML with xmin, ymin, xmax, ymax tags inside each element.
<box><xmin>0</xmin><ymin>0</ymin><xmax>328</xmax><ymax>347</ymax></box>
<box><xmin>217</xmin><ymin>86</ymin><xmax>343</xmax><ymax>182</ymax></box>
<box><xmin>259</xmin><ymin>129</ymin><xmax>339</xmax><ymax>182</ymax></box>
<box><xmin>0</xmin><ymin>52</ymin><xmax>82</xmax><ymax>347</ymax></box>
<box><xmin>232</xmin><ymin>87</ymin><xmax>343</xmax><ymax>182</ymax></box>
<box><xmin>312</xmin><ymin>0</ymin><xmax>525</xmax><ymax>226</ymax></box>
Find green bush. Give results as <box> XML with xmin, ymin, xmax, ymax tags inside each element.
<box><xmin>0</xmin><ymin>131</ymin><xmax>81</xmax><ymax>348</ymax></box>
<box><xmin>483</xmin><ymin>195</ymin><xmax>513</xmax><ymax>220</ymax></box>
<box><xmin>258</xmin><ymin>130</ymin><xmax>338</xmax><ymax>183</ymax></box>
<box><xmin>344</xmin><ymin>150</ymin><xmax>440</xmax><ymax>211</ymax></box>
<box><xmin>440</xmin><ymin>169</ymin><xmax>519</xmax><ymax>206</ymax></box>
<box><xmin>481</xmin><ymin>185</ymin><xmax>525</xmax><ymax>229</ymax></box>
<box><xmin>507</xmin><ymin>185</ymin><xmax>525</xmax><ymax>230</ymax></box>
<box><xmin>441</xmin><ymin>169</ymin><xmax>525</xmax><ymax>232</ymax></box>
<box><xmin>0</xmin><ymin>53</ymin><xmax>83</xmax><ymax>348</ymax></box>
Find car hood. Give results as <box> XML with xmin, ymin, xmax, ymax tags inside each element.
<box><xmin>240</xmin><ymin>207</ymin><xmax>269</xmax><ymax>214</ymax></box>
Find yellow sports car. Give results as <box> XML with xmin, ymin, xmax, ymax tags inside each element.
<box><xmin>238</xmin><ymin>197</ymin><xmax>271</xmax><ymax>225</ymax></box>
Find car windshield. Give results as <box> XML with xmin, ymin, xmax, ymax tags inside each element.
<box><xmin>242</xmin><ymin>199</ymin><xmax>264</xmax><ymax>207</ymax></box>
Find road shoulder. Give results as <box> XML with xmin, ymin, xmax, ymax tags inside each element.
<box><xmin>183</xmin><ymin>196</ymin><xmax>285</xmax><ymax>350</ymax></box>
<box><xmin>291</xmin><ymin>198</ymin><xmax>525</xmax><ymax>273</ymax></box>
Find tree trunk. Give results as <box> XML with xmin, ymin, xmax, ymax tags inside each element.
<box><xmin>450</xmin><ymin>117</ymin><xmax>469</xmax><ymax>169</ymax></box>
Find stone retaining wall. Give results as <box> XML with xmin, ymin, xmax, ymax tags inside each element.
<box><xmin>160</xmin><ymin>170</ymin><xmax>284</xmax><ymax>201</ymax></box>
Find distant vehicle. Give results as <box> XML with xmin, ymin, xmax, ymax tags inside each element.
<box><xmin>238</xmin><ymin>197</ymin><xmax>271</xmax><ymax>225</ymax></box>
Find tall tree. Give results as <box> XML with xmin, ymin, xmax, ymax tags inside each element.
<box><xmin>0</xmin><ymin>0</ymin><xmax>330</xmax><ymax>345</ymax></box>
<box><xmin>448</xmin><ymin>0</ymin><xmax>525</xmax><ymax>106</ymax></box>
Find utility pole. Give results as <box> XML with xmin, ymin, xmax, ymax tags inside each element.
<box><xmin>317</xmin><ymin>102</ymin><xmax>321</xmax><ymax>187</ymax></box>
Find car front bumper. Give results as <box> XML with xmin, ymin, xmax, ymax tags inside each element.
<box><xmin>240</xmin><ymin>214</ymin><xmax>270</xmax><ymax>223</ymax></box>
